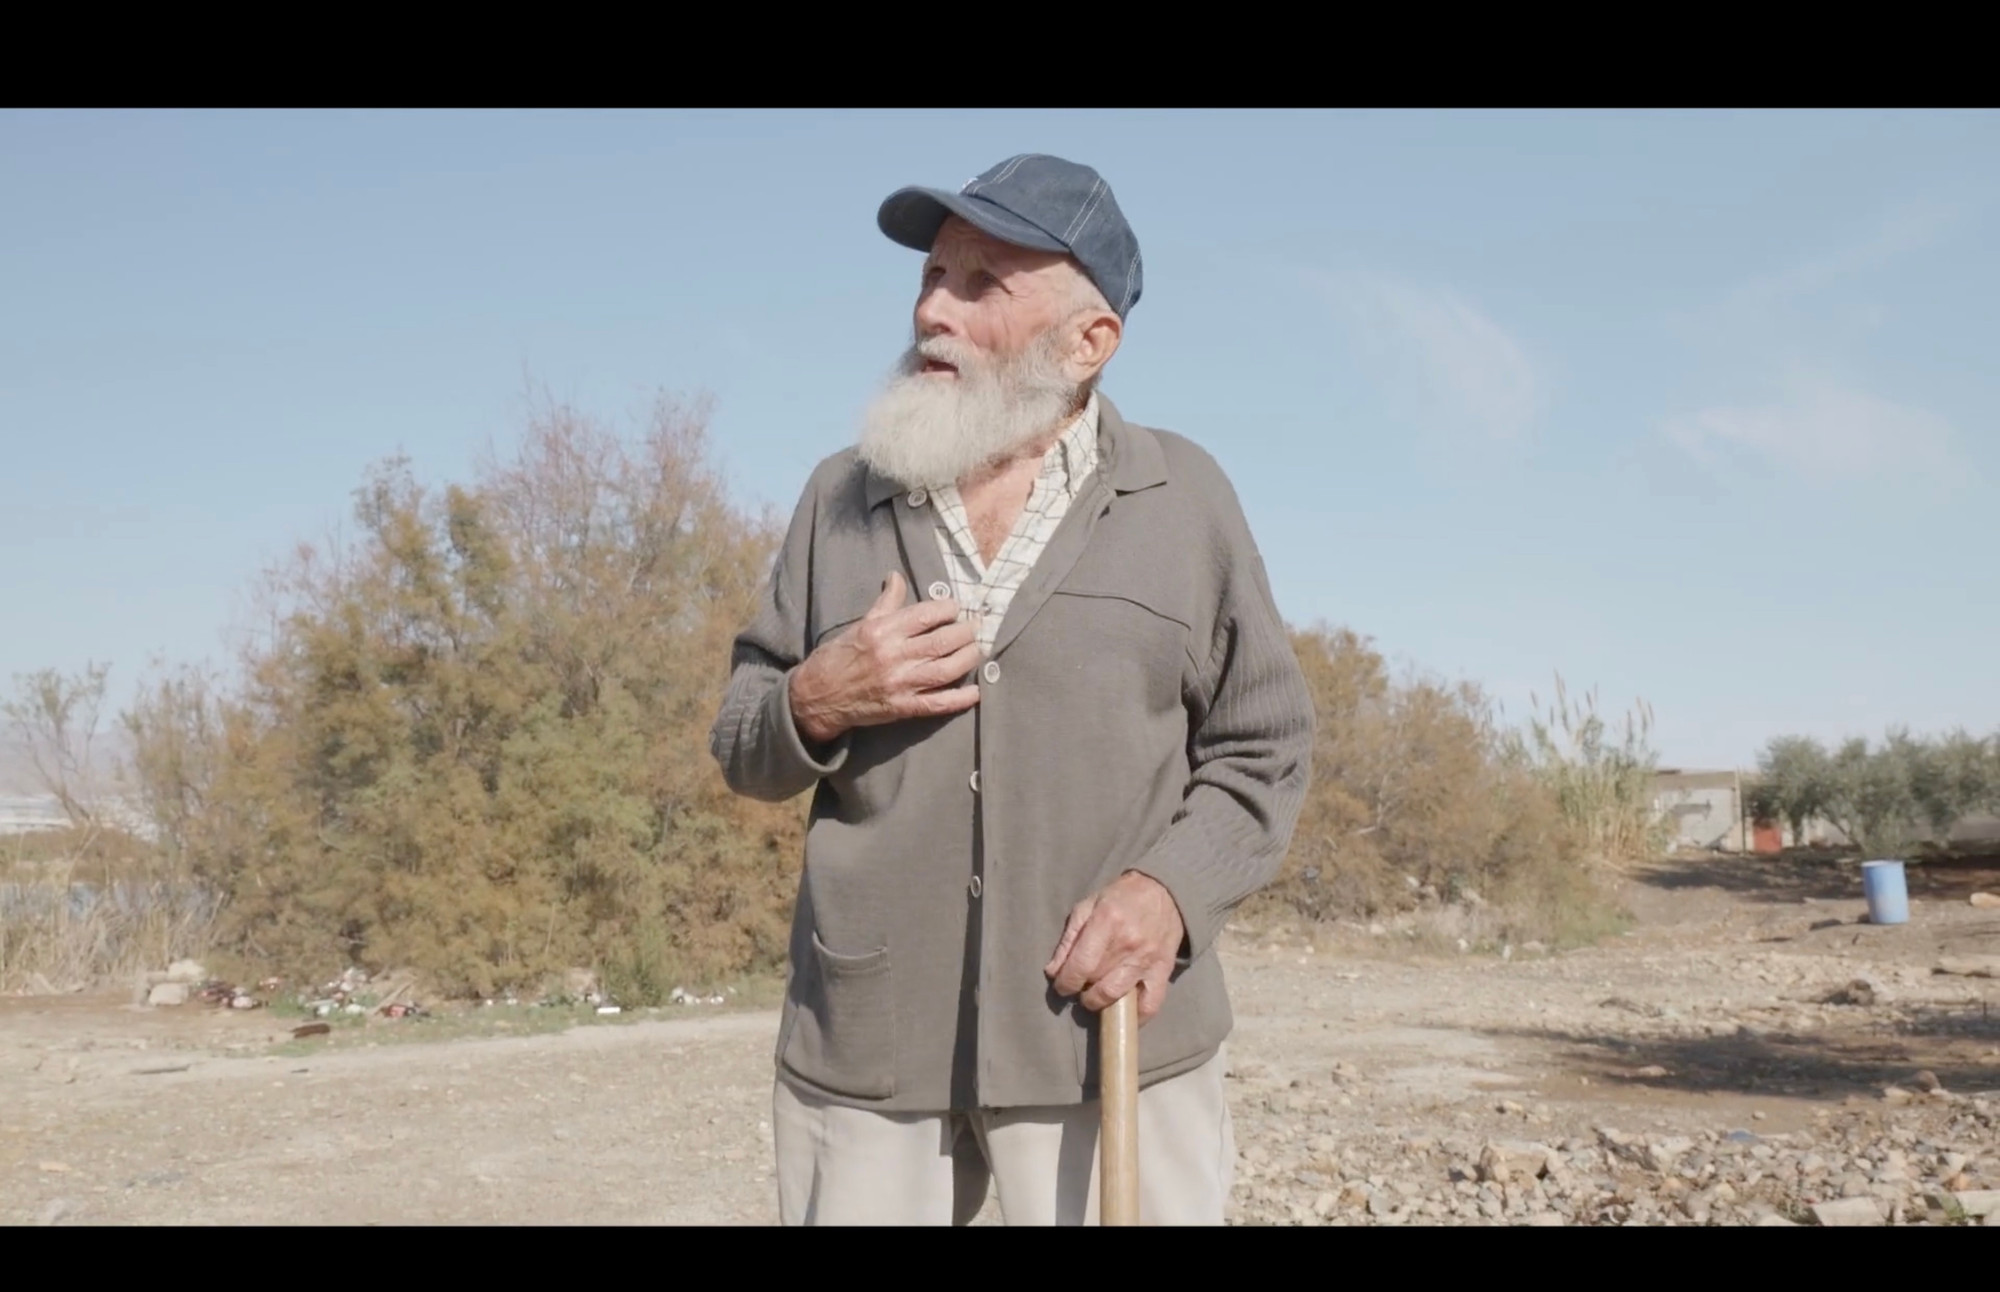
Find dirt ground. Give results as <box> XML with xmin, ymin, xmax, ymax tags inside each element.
<box><xmin>5</xmin><ymin>852</ymin><xmax>1998</xmax><ymax>1225</ymax></box>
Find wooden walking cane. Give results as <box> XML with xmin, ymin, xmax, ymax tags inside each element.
<box><xmin>1099</xmin><ymin>992</ymin><xmax>1140</xmax><ymax>1225</ymax></box>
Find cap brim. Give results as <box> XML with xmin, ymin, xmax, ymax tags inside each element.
<box><xmin>877</xmin><ymin>187</ymin><xmax>1071</xmax><ymax>257</ymax></box>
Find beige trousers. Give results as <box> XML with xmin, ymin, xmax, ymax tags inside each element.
<box><xmin>772</xmin><ymin>1047</ymin><xmax>1233</xmax><ymax>1225</ymax></box>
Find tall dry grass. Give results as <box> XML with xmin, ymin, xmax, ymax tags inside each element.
<box><xmin>1507</xmin><ymin>675</ymin><xmax>1670</xmax><ymax>868</ymax></box>
<box><xmin>0</xmin><ymin>827</ymin><xmax>220</xmax><ymax>993</ymax></box>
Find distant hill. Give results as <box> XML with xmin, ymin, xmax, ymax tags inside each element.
<box><xmin>0</xmin><ymin>741</ymin><xmax>40</xmax><ymax>799</ymax></box>
<box><xmin>0</xmin><ymin>727</ymin><xmax>134</xmax><ymax>799</ymax></box>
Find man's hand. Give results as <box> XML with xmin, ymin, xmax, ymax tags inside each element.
<box><xmin>789</xmin><ymin>572</ymin><xmax>983</xmax><ymax>745</ymax></box>
<box><xmin>1044</xmin><ymin>871</ymin><xmax>1186</xmax><ymax>1025</ymax></box>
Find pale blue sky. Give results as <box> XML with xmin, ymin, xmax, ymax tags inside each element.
<box><xmin>4</xmin><ymin>109</ymin><xmax>1996</xmax><ymax>771</ymax></box>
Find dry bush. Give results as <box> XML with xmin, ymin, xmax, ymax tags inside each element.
<box><xmin>2</xmin><ymin>662</ymin><xmax>112</xmax><ymax>831</ymax></box>
<box><xmin>118</xmin><ymin>393</ymin><xmax>799</xmax><ymax>1001</ymax></box>
<box><xmin>1249</xmin><ymin>627</ymin><xmax>1624</xmax><ymax>948</ymax></box>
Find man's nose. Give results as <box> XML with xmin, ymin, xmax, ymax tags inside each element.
<box><xmin>914</xmin><ymin>286</ymin><xmax>959</xmax><ymax>339</ymax></box>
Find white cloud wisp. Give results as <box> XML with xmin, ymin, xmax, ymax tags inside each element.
<box><xmin>1662</xmin><ymin>369</ymin><xmax>1962</xmax><ymax>485</ymax></box>
<box><xmin>1328</xmin><ymin>272</ymin><xmax>1544</xmax><ymax>445</ymax></box>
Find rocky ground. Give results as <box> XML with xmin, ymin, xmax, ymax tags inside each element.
<box><xmin>4</xmin><ymin>851</ymin><xmax>1998</xmax><ymax>1225</ymax></box>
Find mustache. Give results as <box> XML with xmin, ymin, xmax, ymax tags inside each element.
<box><xmin>897</xmin><ymin>335</ymin><xmax>985</xmax><ymax>376</ymax></box>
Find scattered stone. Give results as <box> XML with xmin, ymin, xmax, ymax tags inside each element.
<box><xmin>1955</xmin><ymin>1190</ymin><xmax>2000</xmax><ymax>1218</ymax></box>
<box><xmin>1478</xmin><ymin>1141</ymin><xmax>1556</xmax><ymax>1184</ymax></box>
<box><xmin>145</xmin><ymin>981</ymin><xmax>188</xmax><ymax>1007</ymax></box>
<box><xmin>1882</xmin><ymin>1086</ymin><xmax>1914</xmax><ymax>1107</ymax></box>
<box><xmin>1756</xmin><ymin>1213</ymin><xmax>1799</xmax><ymax>1226</ymax></box>
<box><xmin>164</xmin><ymin>959</ymin><xmax>206</xmax><ymax>983</ymax></box>
<box><xmin>1641</xmin><ymin>1137</ymin><xmax>1694</xmax><ymax>1174</ymax></box>
<box><xmin>1823</xmin><ymin>979</ymin><xmax>1878</xmax><ymax>1006</ymax></box>
<box><xmin>1935</xmin><ymin>956</ymin><xmax>2000</xmax><ymax>978</ymax></box>
<box><xmin>1812</xmin><ymin>1197</ymin><xmax>1884</xmax><ymax>1226</ymax></box>
<box><xmin>1912</xmin><ymin>1070</ymin><xmax>1941</xmax><ymax>1093</ymax></box>
<box><xmin>1968</xmin><ymin>892</ymin><xmax>2000</xmax><ymax>909</ymax></box>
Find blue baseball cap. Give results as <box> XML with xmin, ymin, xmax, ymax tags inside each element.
<box><xmin>877</xmin><ymin>154</ymin><xmax>1143</xmax><ymax>318</ymax></box>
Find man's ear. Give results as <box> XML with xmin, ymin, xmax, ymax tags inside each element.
<box><xmin>1070</xmin><ymin>308</ymin><xmax>1122</xmax><ymax>383</ymax></box>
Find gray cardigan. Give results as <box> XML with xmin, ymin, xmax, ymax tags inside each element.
<box><xmin>709</xmin><ymin>396</ymin><xmax>1313</xmax><ymax>1111</ymax></box>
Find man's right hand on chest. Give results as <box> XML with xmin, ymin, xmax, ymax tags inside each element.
<box><xmin>788</xmin><ymin>571</ymin><xmax>984</xmax><ymax>745</ymax></box>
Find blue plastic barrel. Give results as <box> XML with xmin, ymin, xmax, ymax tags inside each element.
<box><xmin>1862</xmin><ymin>860</ymin><xmax>1909</xmax><ymax>925</ymax></box>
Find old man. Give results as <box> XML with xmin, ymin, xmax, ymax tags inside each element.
<box><xmin>709</xmin><ymin>154</ymin><xmax>1313</xmax><ymax>1225</ymax></box>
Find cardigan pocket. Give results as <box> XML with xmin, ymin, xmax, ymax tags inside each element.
<box><xmin>781</xmin><ymin>930</ymin><xmax>898</xmax><ymax>1100</ymax></box>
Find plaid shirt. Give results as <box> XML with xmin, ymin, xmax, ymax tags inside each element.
<box><xmin>929</xmin><ymin>393</ymin><xmax>1101</xmax><ymax>656</ymax></box>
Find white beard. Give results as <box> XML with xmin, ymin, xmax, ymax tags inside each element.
<box><xmin>856</xmin><ymin>328</ymin><xmax>1084</xmax><ymax>491</ymax></box>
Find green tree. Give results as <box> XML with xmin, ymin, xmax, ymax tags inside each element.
<box><xmin>1753</xmin><ymin>735</ymin><xmax>1834</xmax><ymax>844</ymax></box>
<box><xmin>1822</xmin><ymin>734</ymin><xmax>1924</xmax><ymax>860</ymax></box>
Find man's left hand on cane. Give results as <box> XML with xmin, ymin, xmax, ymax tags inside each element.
<box><xmin>1044</xmin><ymin>871</ymin><xmax>1186</xmax><ymax>1025</ymax></box>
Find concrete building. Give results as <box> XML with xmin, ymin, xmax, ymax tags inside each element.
<box><xmin>1651</xmin><ymin>769</ymin><xmax>1749</xmax><ymax>852</ymax></box>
